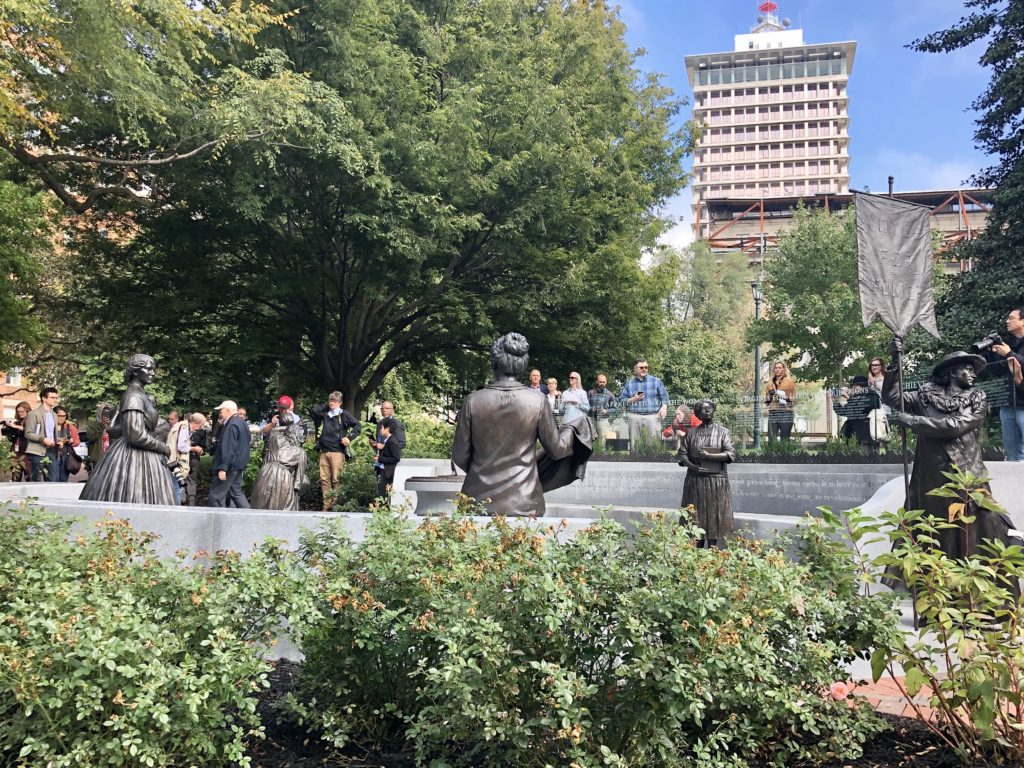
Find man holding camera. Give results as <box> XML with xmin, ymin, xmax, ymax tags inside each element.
<box><xmin>310</xmin><ymin>391</ymin><xmax>362</xmax><ymax>511</ymax></box>
<box><xmin>985</xmin><ymin>307</ymin><xmax>1024</xmax><ymax>461</ymax></box>
<box><xmin>261</xmin><ymin>395</ymin><xmax>302</xmax><ymax>437</ymax></box>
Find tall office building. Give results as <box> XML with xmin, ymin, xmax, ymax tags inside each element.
<box><xmin>685</xmin><ymin>2</ymin><xmax>855</xmax><ymax>239</ymax></box>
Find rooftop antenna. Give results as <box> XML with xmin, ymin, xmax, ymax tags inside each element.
<box><xmin>753</xmin><ymin>1</ymin><xmax>784</xmax><ymax>33</ymax></box>
<box><xmin>758</xmin><ymin>1</ymin><xmax>779</xmax><ymax>25</ymax></box>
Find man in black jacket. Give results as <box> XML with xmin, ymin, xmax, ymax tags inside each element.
<box><xmin>310</xmin><ymin>391</ymin><xmax>362</xmax><ymax>511</ymax></box>
<box><xmin>208</xmin><ymin>400</ymin><xmax>251</xmax><ymax>508</ymax></box>
<box><xmin>374</xmin><ymin>417</ymin><xmax>402</xmax><ymax>503</ymax></box>
<box><xmin>370</xmin><ymin>400</ymin><xmax>406</xmax><ymax>452</ymax></box>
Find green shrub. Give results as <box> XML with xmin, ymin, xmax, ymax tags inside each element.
<box><xmin>286</xmin><ymin>508</ymin><xmax>891</xmax><ymax>766</ymax></box>
<box><xmin>403</xmin><ymin>414</ymin><xmax>455</xmax><ymax>459</ymax></box>
<box><xmin>839</xmin><ymin>467</ymin><xmax>1024</xmax><ymax>765</ymax></box>
<box><xmin>325</xmin><ymin>457</ymin><xmax>380</xmax><ymax>512</ymax></box>
<box><xmin>0</xmin><ymin>505</ymin><xmax>311</xmax><ymax>767</ymax></box>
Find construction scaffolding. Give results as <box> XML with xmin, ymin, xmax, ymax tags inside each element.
<box><xmin>697</xmin><ymin>188</ymin><xmax>993</xmax><ymax>271</ymax></box>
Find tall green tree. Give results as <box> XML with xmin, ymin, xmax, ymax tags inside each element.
<box><xmin>670</xmin><ymin>243</ymin><xmax>750</xmax><ymax>330</ymax></box>
<box><xmin>649</xmin><ymin>321</ymin><xmax>744</xmax><ymax>401</ymax></box>
<box><xmin>0</xmin><ymin>161</ymin><xmax>50</xmax><ymax>364</ymax></box>
<box><xmin>74</xmin><ymin>0</ymin><xmax>691</xmax><ymax>412</ymax></box>
<box><xmin>746</xmin><ymin>206</ymin><xmax>888</xmax><ymax>385</ymax></box>
<box><xmin>1</xmin><ymin>0</ymin><xmax>299</xmax><ymax>212</ymax></box>
<box><xmin>648</xmin><ymin>243</ymin><xmax>749</xmax><ymax>399</ymax></box>
<box><xmin>911</xmin><ymin>0</ymin><xmax>1024</xmax><ymax>347</ymax></box>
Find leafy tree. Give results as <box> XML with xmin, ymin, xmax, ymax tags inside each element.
<box><xmin>746</xmin><ymin>205</ymin><xmax>889</xmax><ymax>385</ymax></box>
<box><xmin>0</xmin><ymin>0</ymin><xmax>298</xmax><ymax>212</ymax></box>
<box><xmin>0</xmin><ymin>161</ymin><xmax>51</xmax><ymax>364</ymax></box>
<box><xmin>649</xmin><ymin>321</ymin><xmax>744</xmax><ymax>401</ymax></box>
<box><xmin>911</xmin><ymin>1</ymin><xmax>1024</xmax><ymax>348</ymax></box>
<box><xmin>648</xmin><ymin>243</ymin><xmax>749</xmax><ymax>400</ymax></box>
<box><xmin>71</xmin><ymin>0</ymin><xmax>691</xmax><ymax>413</ymax></box>
<box><xmin>669</xmin><ymin>243</ymin><xmax>750</xmax><ymax>331</ymax></box>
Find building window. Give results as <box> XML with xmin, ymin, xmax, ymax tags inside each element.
<box><xmin>5</xmin><ymin>367</ymin><xmax>20</xmax><ymax>386</ymax></box>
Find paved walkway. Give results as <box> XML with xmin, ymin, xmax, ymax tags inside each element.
<box><xmin>849</xmin><ymin>675</ymin><xmax>940</xmax><ymax>720</ymax></box>
<box><xmin>843</xmin><ymin>599</ymin><xmax>943</xmax><ymax>721</ymax></box>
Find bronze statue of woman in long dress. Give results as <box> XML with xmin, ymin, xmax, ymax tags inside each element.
<box><xmin>678</xmin><ymin>399</ymin><xmax>736</xmax><ymax>548</ymax></box>
<box><xmin>81</xmin><ymin>354</ymin><xmax>177</xmax><ymax>505</ymax></box>
<box><xmin>250</xmin><ymin>424</ymin><xmax>309</xmax><ymax>510</ymax></box>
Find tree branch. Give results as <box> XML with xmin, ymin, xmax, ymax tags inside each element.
<box><xmin>1</xmin><ymin>132</ymin><xmax>267</xmax><ymax>169</ymax></box>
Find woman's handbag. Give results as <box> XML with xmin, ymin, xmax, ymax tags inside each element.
<box><xmin>64</xmin><ymin>448</ymin><xmax>83</xmax><ymax>475</ymax></box>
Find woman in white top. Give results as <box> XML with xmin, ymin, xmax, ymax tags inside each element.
<box><xmin>559</xmin><ymin>372</ymin><xmax>590</xmax><ymax>424</ymax></box>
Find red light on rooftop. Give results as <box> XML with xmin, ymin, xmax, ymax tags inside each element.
<box><xmin>759</xmin><ymin>1</ymin><xmax>778</xmax><ymax>12</ymax></box>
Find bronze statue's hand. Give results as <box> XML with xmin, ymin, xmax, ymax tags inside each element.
<box><xmin>889</xmin><ymin>336</ymin><xmax>904</xmax><ymax>358</ymax></box>
<box><xmin>889</xmin><ymin>411</ymin><xmax>915</xmax><ymax>428</ymax></box>
<box><xmin>158</xmin><ymin>443</ymin><xmax>171</xmax><ymax>458</ymax></box>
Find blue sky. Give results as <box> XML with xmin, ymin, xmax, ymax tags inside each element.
<box><xmin>616</xmin><ymin>0</ymin><xmax>991</xmax><ymax>247</ymax></box>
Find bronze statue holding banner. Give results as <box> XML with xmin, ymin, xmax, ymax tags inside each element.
<box><xmin>883</xmin><ymin>344</ymin><xmax>1014</xmax><ymax>559</ymax></box>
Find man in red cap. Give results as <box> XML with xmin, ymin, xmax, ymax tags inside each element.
<box><xmin>261</xmin><ymin>395</ymin><xmax>302</xmax><ymax>437</ymax></box>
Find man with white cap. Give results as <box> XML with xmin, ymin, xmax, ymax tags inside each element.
<box><xmin>207</xmin><ymin>400</ymin><xmax>251</xmax><ymax>508</ymax></box>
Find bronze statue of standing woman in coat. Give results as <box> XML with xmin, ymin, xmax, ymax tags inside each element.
<box><xmin>677</xmin><ymin>399</ymin><xmax>736</xmax><ymax>548</ymax></box>
<box><xmin>452</xmin><ymin>333</ymin><xmax>591</xmax><ymax>517</ymax></box>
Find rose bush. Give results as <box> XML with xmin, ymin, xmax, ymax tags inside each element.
<box><xmin>286</xmin><ymin>506</ymin><xmax>893</xmax><ymax>767</ymax></box>
<box><xmin>0</xmin><ymin>504</ymin><xmax>311</xmax><ymax>767</ymax></box>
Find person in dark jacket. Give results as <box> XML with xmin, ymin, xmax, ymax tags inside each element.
<box><xmin>832</xmin><ymin>375</ymin><xmax>881</xmax><ymax>454</ymax></box>
<box><xmin>207</xmin><ymin>400</ymin><xmax>251</xmax><ymax>508</ymax></box>
<box><xmin>310</xmin><ymin>391</ymin><xmax>362</xmax><ymax>511</ymax></box>
<box><xmin>374</xmin><ymin>417</ymin><xmax>402</xmax><ymax>503</ymax></box>
<box><xmin>370</xmin><ymin>400</ymin><xmax>406</xmax><ymax>452</ymax></box>
<box><xmin>185</xmin><ymin>413</ymin><xmax>210</xmax><ymax>506</ymax></box>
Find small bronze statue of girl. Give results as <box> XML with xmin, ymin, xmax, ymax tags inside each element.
<box><xmin>677</xmin><ymin>399</ymin><xmax>736</xmax><ymax>548</ymax></box>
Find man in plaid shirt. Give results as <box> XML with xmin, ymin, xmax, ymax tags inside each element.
<box><xmin>619</xmin><ymin>357</ymin><xmax>669</xmax><ymax>452</ymax></box>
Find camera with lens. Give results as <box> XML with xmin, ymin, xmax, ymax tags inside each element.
<box><xmin>970</xmin><ymin>330</ymin><xmax>1004</xmax><ymax>354</ymax></box>
<box><xmin>264</xmin><ymin>401</ymin><xmax>285</xmax><ymax>422</ymax></box>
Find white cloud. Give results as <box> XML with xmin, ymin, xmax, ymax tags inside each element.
<box><xmin>656</xmin><ymin>188</ymin><xmax>695</xmax><ymax>251</ymax></box>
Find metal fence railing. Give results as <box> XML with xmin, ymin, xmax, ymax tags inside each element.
<box><xmin>545</xmin><ymin>376</ymin><xmax>1013</xmax><ymax>457</ymax></box>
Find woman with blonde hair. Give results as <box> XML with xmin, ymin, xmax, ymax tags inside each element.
<box><xmin>765</xmin><ymin>360</ymin><xmax>797</xmax><ymax>441</ymax></box>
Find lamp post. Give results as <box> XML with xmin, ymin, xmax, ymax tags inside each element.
<box><xmin>751</xmin><ymin>281</ymin><xmax>763</xmax><ymax>449</ymax></box>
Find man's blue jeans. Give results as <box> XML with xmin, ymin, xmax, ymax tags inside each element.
<box><xmin>1001</xmin><ymin>406</ymin><xmax>1024</xmax><ymax>461</ymax></box>
<box><xmin>27</xmin><ymin>449</ymin><xmax>60</xmax><ymax>481</ymax></box>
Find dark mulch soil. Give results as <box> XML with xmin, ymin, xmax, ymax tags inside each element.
<box><xmin>249</xmin><ymin>661</ymin><xmax>994</xmax><ymax>768</ymax></box>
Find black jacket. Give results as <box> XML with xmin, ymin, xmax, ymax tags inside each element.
<box><xmin>310</xmin><ymin>404</ymin><xmax>362</xmax><ymax>453</ymax></box>
<box><xmin>213</xmin><ymin>415</ymin><xmax>251</xmax><ymax>473</ymax></box>
<box><xmin>375</xmin><ymin>418</ymin><xmax>406</xmax><ymax>451</ymax></box>
<box><xmin>985</xmin><ymin>334</ymin><xmax>1024</xmax><ymax>406</ymax></box>
<box><xmin>375</xmin><ymin>436</ymin><xmax>402</xmax><ymax>483</ymax></box>
<box><xmin>833</xmin><ymin>387</ymin><xmax>881</xmax><ymax>444</ymax></box>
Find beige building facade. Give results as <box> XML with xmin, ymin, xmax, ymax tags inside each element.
<box><xmin>685</xmin><ymin>7</ymin><xmax>855</xmax><ymax>240</ymax></box>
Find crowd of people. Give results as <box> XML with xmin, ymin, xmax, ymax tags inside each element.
<box><xmin>0</xmin><ymin>381</ymin><xmax>407</xmax><ymax>512</ymax></box>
